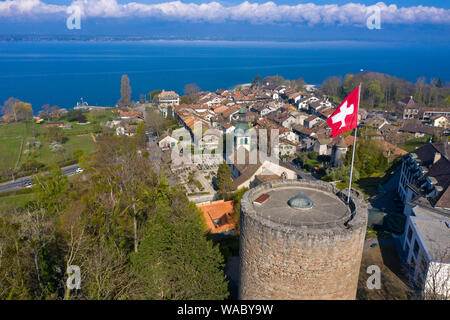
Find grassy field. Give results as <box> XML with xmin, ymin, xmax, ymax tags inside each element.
<box><xmin>0</xmin><ymin>192</ymin><xmax>34</xmax><ymax>210</ymax></box>
<box><xmin>0</xmin><ymin>136</ymin><xmax>22</xmax><ymax>169</ymax></box>
<box><xmin>0</xmin><ymin>121</ymin><xmax>33</xmax><ymax>168</ymax></box>
<box><xmin>0</xmin><ymin>109</ymin><xmax>113</xmax><ymax>174</ymax></box>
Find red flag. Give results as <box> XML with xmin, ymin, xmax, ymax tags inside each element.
<box><xmin>327</xmin><ymin>86</ymin><xmax>360</xmax><ymax>138</ymax></box>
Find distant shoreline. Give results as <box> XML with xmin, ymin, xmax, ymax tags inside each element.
<box><xmin>0</xmin><ymin>37</ymin><xmax>441</xmax><ymax>48</ymax></box>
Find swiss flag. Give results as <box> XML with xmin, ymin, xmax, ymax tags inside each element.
<box><xmin>327</xmin><ymin>86</ymin><xmax>360</xmax><ymax>138</ymax></box>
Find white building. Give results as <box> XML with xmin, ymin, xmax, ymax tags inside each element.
<box><xmin>401</xmin><ymin>213</ymin><xmax>450</xmax><ymax>299</ymax></box>
<box><xmin>158</xmin><ymin>90</ymin><xmax>180</xmax><ymax>106</ymax></box>
<box><xmin>158</xmin><ymin>134</ymin><xmax>178</xmax><ymax>150</ymax></box>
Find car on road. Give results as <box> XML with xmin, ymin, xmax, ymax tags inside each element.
<box><xmin>24</xmin><ymin>181</ymin><xmax>32</xmax><ymax>188</ymax></box>
<box><xmin>75</xmin><ymin>168</ymin><xmax>84</xmax><ymax>174</ymax></box>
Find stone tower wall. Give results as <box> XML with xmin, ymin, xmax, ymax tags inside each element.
<box><xmin>238</xmin><ymin>180</ymin><xmax>368</xmax><ymax>300</ymax></box>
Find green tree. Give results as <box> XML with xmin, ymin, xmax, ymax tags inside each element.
<box><xmin>32</xmin><ymin>166</ymin><xmax>69</xmax><ymax>216</ymax></box>
<box><xmin>229</xmin><ymin>187</ymin><xmax>249</xmax><ymax>232</ymax></box>
<box><xmin>180</xmin><ymin>96</ymin><xmax>191</xmax><ymax>104</ymax></box>
<box><xmin>45</xmin><ymin>126</ymin><xmax>65</xmax><ymax>143</ymax></box>
<box><xmin>0</xmin><ymin>215</ymin><xmax>33</xmax><ymax>299</ymax></box>
<box><xmin>444</xmin><ymin>96</ymin><xmax>450</xmax><ymax>106</ymax></box>
<box><xmin>345</xmin><ymin>139</ymin><xmax>388</xmax><ymax>178</ymax></box>
<box><xmin>328</xmin><ymin>165</ymin><xmax>360</xmax><ymax>183</ymax></box>
<box><xmin>148</xmin><ymin>90</ymin><xmax>162</xmax><ymax>102</ymax></box>
<box><xmin>166</xmin><ymin>105</ymin><xmax>173</xmax><ymax>120</ymax></box>
<box><xmin>73</xmin><ymin>149</ymin><xmax>84</xmax><ymax>161</ymax></box>
<box><xmin>65</xmin><ymin>109</ymin><xmax>83</xmax><ymax>122</ymax></box>
<box><xmin>135</xmin><ymin>121</ymin><xmax>146</xmax><ymax>147</ymax></box>
<box><xmin>13</xmin><ymin>101</ymin><xmax>33</xmax><ymax>121</ymax></box>
<box><xmin>368</xmin><ymin>80</ymin><xmax>383</xmax><ymax>107</ymax></box>
<box><xmin>216</xmin><ymin>162</ymin><xmax>235</xmax><ymax>199</ymax></box>
<box><xmin>251</xmin><ymin>74</ymin><xmax>261</xmax><ymax>88</ymax></box>
<box><xmin>131</xmin><ymin>187</ymin><xmax>229</xmax><ymax>300</ymax></box>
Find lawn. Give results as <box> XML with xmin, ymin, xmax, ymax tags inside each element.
<box><xmin>0</xmin><ymin>192</ymin><xmax>34</xmax><ymax>209</ymax></box>
<box><xmin>0</xmin><ymin>121</ymin><xmax>30</xmax><ymax>138</ymax></box>
<box><xmin>0</xmin><ymin>121</ymin><xmax>33</xmax><ymax>169</ymax></box>
<box><xmin>1</xmin><ymin>115</ymin><xmax>100</xmax><ymax>174</ymax></box>
<box><xmin>26</xmin><ymin>132</ymin><xmax>95</xmax><ymax>165</ymax></box>
<box><xmin>0</xmin><ymin>136</ymin><xmax>22</xmax><ymax>169</ymax></box>
<box><xmin>86</xmin><ymin>109</ymin><xmax>115</xmax><ymax>123</ymax></box>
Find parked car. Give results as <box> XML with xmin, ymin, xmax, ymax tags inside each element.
<box><xmin>75</xmin><ymin>168</ymin><xmax>84</xmax><ymax>174</ymax></box>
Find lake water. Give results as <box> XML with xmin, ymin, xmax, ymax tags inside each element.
<box><xmin>0</xmin><ymin>40</ymin><xmax>449</xmax><ymax>113</ymax></box>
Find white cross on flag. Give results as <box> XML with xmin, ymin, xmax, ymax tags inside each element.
<box><xmin>326</xmin><ymin>86</ymin><xmax>360</xmax><ymax>138</ymax></box>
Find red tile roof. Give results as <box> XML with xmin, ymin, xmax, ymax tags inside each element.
<box><xmin>198</xmin><ymin>200</ymin><xmax>236</xmax><ymax>234</ymax></box>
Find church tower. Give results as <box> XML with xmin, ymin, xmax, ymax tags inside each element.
<box><xmin>234</xmin><ymin>107</ymin><xmax>251</xmax><ymax>151</ymax></box>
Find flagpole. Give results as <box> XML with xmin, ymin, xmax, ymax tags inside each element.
<box><xmin>347</xmin><ymin>84</ymin><xmax>361</xmax><ymax>204</ymax></box>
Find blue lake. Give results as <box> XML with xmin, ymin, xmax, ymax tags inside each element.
<box><xmin>0</xmin><ymin>40</ymin><xmax>449</xmax><ymax>113</ymax></box>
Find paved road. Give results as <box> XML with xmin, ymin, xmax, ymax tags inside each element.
<box><xmin>0</xmin><ymin>164</ymin><xmax>80</xmax><ymax>193</ymax></box>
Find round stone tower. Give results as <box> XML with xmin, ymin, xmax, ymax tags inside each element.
<box><xmin>239</xmin><ymin>179</ymin><xmax>368</xmax><ymax>300</ymax></box>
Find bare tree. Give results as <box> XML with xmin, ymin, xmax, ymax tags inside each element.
<box><xmin>120</xmin><ymin>74</ymin><xmax>132</xmax><ymax>106</ymax></box>
<box><xmin>184</xmin><ymin>83</ymin><xmax>200</xmax><ymax>97</ymax></box>
<box><xmin>404</xmin><ymin>248</ymin><xmax>450</xmax><ymax>300</ymax></box>
<box><xmin>321</xmin><ymin>76</ymin><xmax>343</xmax><ymax>98</ymax></box>
<box><xmin>1</xmin><ymin>97</ymin><xmax>20</xmax><ymax>115</ymax></box>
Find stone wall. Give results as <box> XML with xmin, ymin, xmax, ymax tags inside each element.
<box><xmin>239</xmin><ymin>179</ymin><xmax>368</xmax><ymax>300</ymax></box>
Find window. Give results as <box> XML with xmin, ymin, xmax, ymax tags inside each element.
<box><xmin>413</xmin><ymin>240</ymin><xmax>420</xmax><ymax>257</ymax></box>
<box><xmin>407</xmin><ymin>227</ymin><xmax>412</xmax><ymax>241</ymax></box>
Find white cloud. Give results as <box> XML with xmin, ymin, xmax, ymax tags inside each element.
<box><xmin>0</xmin><ymin>0</ymin><xmax>449</xmax><ymax>26</ymax></box>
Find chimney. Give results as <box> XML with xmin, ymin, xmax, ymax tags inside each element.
<box><xmin>433</xmin><ymin>152</ymin><xmax>441</xmax><ymax>164</ymax></box>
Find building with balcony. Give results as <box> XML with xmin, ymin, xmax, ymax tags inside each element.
<box><xmin>397</xmin><ymin>142</ymin><xmax>450</xmax><ymax>211</ymax></box>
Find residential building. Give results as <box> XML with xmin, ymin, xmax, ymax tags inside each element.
<box><xmin>228</xmin><ymin>148</ymin><xmax>297</xmax><ymax>189</ymax></box>
<box><xmin>158</xmin><ymin>90</ymin><xmax>180</xmax><ymax>106</ymax></box>
<box><xmin>401</xmin><ymin>214</ymin><xmax>450</xmax><ymax>298</ymax></box>
<box><xmin>304</xmin><ymin>115</ymin><xmax>323</xmax><ymax>128</ymax></box>
<box><xmin>278</xmin><ymin>138</ymin><xmax>297</xmax><ymax>157</ymax></box>
<box><xmin>398</xmin><ymin>96</ymin><xmax>421</xmax><ymax>120</ymax></box>
<box><xmin>422</xmin><ymin>108</ymin><xmax>450</xmax><ymax>120</ymax></box>
<box><xmin>197</xmin><ymin>200</ymin><xmax>236</xmax><ymax>235</ymax></box>
<box><xmin>158</xmin><ymin>134</ymin><xmax>178</xmax><ymax>150</ymax></box>
<box><xmin>430</xmin><ymin>115</ymin><xmax>449</xmax><ymax>129</ymax></box>
<box><xmin>398</xmin><ymin>142</ymin><xmax>450</xmax><ymax>210</ymax></box>
<box><xmin>198</xmin><ymin>128</ymin><xmax>222</xmax><ymax>151</ymax></box>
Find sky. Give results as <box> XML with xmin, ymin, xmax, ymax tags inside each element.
<box><xmin>0</xmin><ymin>0</ymin><xmax>449</xmax><ymax>41</ymax></box>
